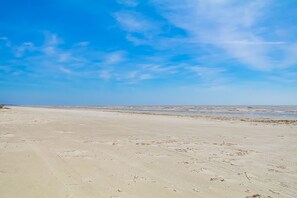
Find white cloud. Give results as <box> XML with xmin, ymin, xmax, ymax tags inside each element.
<box><xmin>1</xmin><ymin>33</ymin><xmax>92</xmax><ymax>77</ymax></box>
<box><xmin>96</xmin><ymin>62</ymin><xmax>178</xmax><ymax>82</ymax></box>
<box><xmin>151</xmin><ymin>0</ymin><xmax>297</xmax><ymax>71</ymax></box>
<box><xmin>4</xmin><ymin>32</ymin><xmax>171</xmax><ymax>83</ymax></box>
<box><xmin>113</xmin><ymin>11</ymin><xmax>160</xmax><ymax>45</ymax></box>
<box><xmin>41</xmin><ymin>33</ymin><xmax>63</xmax><ymax>55</ymax></box>
<box><xmin>187</xmin><ymin>66</ymin><xmax>229</xmax><ymax>86</ymax></box>
<box><xmin>44</xmin><ymin>32</ymin><xmax>63</xmax><ymax>46</ymax></box>
<box><xmin>114</xmin><ymin>11</ymin><xmax>150</xmax><ymax>32</ymax></box>
<box><xmin>99</xmin><ymin>68</ymin><xmax>154</xmax><ymax>82</ymax></box>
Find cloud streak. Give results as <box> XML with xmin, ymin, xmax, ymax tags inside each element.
<box><xmin>1</xmin><ymin>32</ymin><xmax>184</xmax><ymax>84</ymax></box>
<box><xmin>149</xmin><ymin>0</ymin><xmax>297</xmax><ymax>71</ymax></box>
<box><xmin>113</xmin><ymin>10</ymin><xmax>161</xmax><ymax>45</ymax></box>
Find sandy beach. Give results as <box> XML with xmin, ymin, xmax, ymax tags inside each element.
<box><xmin>0</xmin><ymin>106</ymin><xmax>296</xmax><ymax>198</ymax></box>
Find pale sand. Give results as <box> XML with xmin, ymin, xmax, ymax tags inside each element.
<box><xmin>0</xmin><ymin>107</ymin><xmax>296</xmax><ymax>198</ymax></box>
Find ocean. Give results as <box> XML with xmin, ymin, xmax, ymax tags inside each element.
<box><xmin>93</xmin><ymin>105</ymin><xmax>297</xmax><ymax>120</ymax></box>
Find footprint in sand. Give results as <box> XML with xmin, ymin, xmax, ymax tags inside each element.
<box><xmin>245</xmin><ymin>194</ymin><xmax>273</xmax><ymax>198</ymax></box>
<box><xmin>235</xmin><ymin>149</ymin><xmax>250</xmax><ymax>156</ymax></box>
<box><xmin>192</xmin><ymin>188</ymin><xmax>199</xmax><ymax>192</ymax></box>
<box><xmin>210</xmin><ymin>176</ymin><xmax>225</xmax><ymax>182</ymax></box>
<box><xmin>276</xmin><ymin>165</ymin><xmax>286</xmax><ymax>169</ymax></box>
<box><xmin>135</xmin><ymin>142</ymin><xmax>150</xmax><ymax>146</ymax></box>
<box><xmin>220</xmin><ymin>141</ymin><xmax>237</xmax><ymax>146</ymax></box>
<box><xmin>268</xmin><ymin>168</ymin><xmax>281</xmax><ymax>173</ymax></box>
<box><xmin>164</xmin><ymin>186</ymin><xmax>177</xmax><ymax>192</ymax></box>
<box><xmin>245</xmin><ymin>194</ymin><xmax>261</xmax><ymax>198</ymax></box>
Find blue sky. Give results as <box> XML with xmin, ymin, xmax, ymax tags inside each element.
<box><xmin>0</xmin><ymin>0</ymin><xmax>297</xmax><ymax>105</ymax></box>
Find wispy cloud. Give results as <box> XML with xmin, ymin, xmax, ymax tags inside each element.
<box><xmin>187</xmin><ymin>66</ymin><xmax>230</xmax><ymax>86</ymax></box>
<box><xmin>114</xmin><ymin>11</ymin><xmax>156</xmax><ymax>33</ymax></box>
<box><xmin>97</xmin><ymin>63</ymin><xmax>174</xmax><ymax>83</ymax></box>
<box><xmin>1</xmin><ymin>33</ymin><xmax>105</xmax><ymax>79</ymax></box>
<box><xmin>1</xmin><ymin>32</ymin><xmax>181</xmax><ymax>84</ymax></box>
<box><xmin>42</xmin><ymin>33</ymin><xmax>64</xmax><ymax>55</ymax></box>
<box><xmin>113</xmin><ymin>10</ymin><xmax>160</xmax><ymax>45</ymax></box>
<box><xmin>149</xmin><ymin>0</ymin><xmax>297</xmax><ymax>71</ymax></box>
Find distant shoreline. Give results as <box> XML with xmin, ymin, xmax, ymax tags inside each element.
<box><xmin>7</xmin><ymin>105</ymin><xmax>297</xmax><ymax>126</ymax></box>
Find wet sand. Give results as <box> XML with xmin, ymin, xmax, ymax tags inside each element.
<box><xmin>0</xmin><ymin>106</ymin><xmax>296</xmax><ymax>197</ymax></box>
